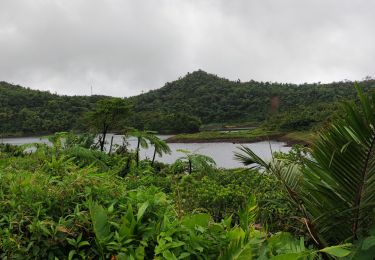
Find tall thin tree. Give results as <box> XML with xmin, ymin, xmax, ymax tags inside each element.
<box><xmin>85</xmin><ymin>98</ymin><xmax>130</xmax><ymax>152</ymax></box>
<box><xmin>148</xmin><ymin>134</ymin><xmax>171</xmax><ymax>166</ymax></box>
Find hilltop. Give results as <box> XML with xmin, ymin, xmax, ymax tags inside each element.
<box><xmin>128</xmin><ymin>70</ymin><xmax>375</xmax><ymax>132</ymax></box>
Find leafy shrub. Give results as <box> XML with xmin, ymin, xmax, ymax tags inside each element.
<box><xmin>177</xmin><ymin>169</ymin><xmax>301</xmax><ymax>233</ymax></box>
<box><xmin>0</xmin><ymin>129</ymin><xmax>363</xmax><ymax>259</ymax></box>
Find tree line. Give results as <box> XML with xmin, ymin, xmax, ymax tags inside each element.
<box><xmin>1</xmin><ymin>71</ymin><xmax>375</xmax><ymax>135</ymax></box>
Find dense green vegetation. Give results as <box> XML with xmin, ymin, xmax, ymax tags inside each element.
<box><xmin>0</xmin><ymin>81</ymin><xmax>103</xmax><ymax>136</ymax></box>
<box><xmin>0</xmin><ymin>86</ymin><xmax>375</xmax><ymax>259</ymax></box>
<box><xmin>129</xmin><ymin>70</ymin><xmax>375</xmax><ymax>132</ymax></box>
<box><xmin>166</xmin><ymin>128</ymin><xmax>281</xmax><ymax>143</ymax></box>
<box><xmin>167</xmin><ymin>129</ymin><xmax>317</xmax><ymax>145</ymax></box>
<box><xmin>2</xmin><ymin>71</ymin><xmax>375</xmax><ymax>136</ymax></box>
<box><xmin>234</xmin><ymin>86</ymin><xmax>375</xmax><ymax>251</ymax></box>
<box><xmin>85</xmin><ymin>98</ymin><xmax>130</xmax><ymax>151</ymax></box>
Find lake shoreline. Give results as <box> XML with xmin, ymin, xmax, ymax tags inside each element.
<box><xmin>166</xmin><ymin>132</ymin><xmax>313</xmax><ymax>146</ymax></box>
<box><xmin>1</xmin><ymin>134</ymin><xmax>292</xmax><ymax>168</ymax></box>
<box><xmin>2</xmin><ymin>130</ymin><xmax>314</xmax><ymax>147</ymax></box>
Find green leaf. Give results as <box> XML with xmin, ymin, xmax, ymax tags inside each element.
<box><xmin>182</xmin><ymin>213</ymin><xmax>210</xmax><ymax>229</ymax></box>
<box><xmin>137</xmin><ymin>201</ymin><xmax>149</xmax><ymax>222</ymax></box>
<box><xmin>223</xmin><ymin>215</ymin><xmax>233</xmax><ymax>229</ymax></box>
<box><xmin>89</xmin><ymin>201</ymin><xmax>112</xmax><ymax>243</ymax></box>
<box><xmin>195</xmin><ymin>225</ymin><xmax>206</xmax><ymax>233</ymax></box>
<box><xmin>68</xmin><ymin>250</ymin><xmax>76</xmax><ymax>260</ymax></box>
<box><xmin>135</xmin><ymin>246</ymin><xmax>145</xmax><ymax>260</ymax></box>
<box><xmin>78</xmin><ymin>241</ymin><xmax>90</xmax><ymax>247</ymax></box>
<box><xmin>163</xmin><ymin>250</ymin><xmax>178</xmax><ymax>260</ymax></box>
<box><xmin>66</xmin><ymin>238</ymin><xmax>76</xmax><ymax>246</ymax></box>
<box><xmin>177</xmin><ymin>252</ymin><xmax>191</xmax><ymax>259</ymax></box>
<box><xmin>234</xmin><ymin>145</ymin><xmax>269</xmax><ymax>169</ymax></box>
<box><xmin>169</xmin><ymin>241</ymin><xmax>186</xmax><ymax>248</ymax></box>
<box><xmin>319</xmin><ymin>244</ymin><xmax>352</xmax><ymax>257</ymax></box>
<box><xmin>108</xmin><ymin>203</ymin><xmax>114</xmax><ymax>214</ymax></box>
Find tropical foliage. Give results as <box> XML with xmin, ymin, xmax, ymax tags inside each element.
<box><xmin>85</xmin><ymin>98</ymin><xmax>130</xmax><ymax>151</ymax></box>
<box><xmin>2</xmin><ymin>71</ymin><xmax>375</xmax><ymax>136</ymax></box>
<box><xmin>0</xmin><ymin>85</ymin><xmax>375</xmax><ymax>258</ymax></box>
<box><xmin>234</xmin><ymin>86</ymin><xmax>375</xmax><ymax>258</ymax></box>
<box><xmin>0</xmin><ymin>142</ymin><xmax>353</xmax><ymax>259</ymax></box>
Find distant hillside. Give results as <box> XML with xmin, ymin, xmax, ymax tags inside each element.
<box><xmin>1</xmin><ymin>71</ymin><xmax>375</xmax><ymax>135</ymax></box>
<box><xmin>0</xmin><ymin>82</ymin><xmax>103</xmax><ymax>135</ymax></box>
<box><xmin>128</xmin><ymin>70</ymin><xmax>375</xmax><ymax>131</ymax></box>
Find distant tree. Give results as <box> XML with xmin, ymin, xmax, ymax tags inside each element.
<box><xmin>126</xmin><ymin>129</ymin><xmax>151</xmax><ymax>167</ymax></box>
<box><xmin>148</xmin><ymin>134</ymin><xmax>171</xmax><ymax>166</ymax></box>
<box><xmin>173</xmin><ymin>149</ymin><xmax>216</xmax><ymax>174</ymax></box>
<box><xmin>85</xmin><ymin>98</ymin><xmax>130</xmax><ymax>151</ymax></box>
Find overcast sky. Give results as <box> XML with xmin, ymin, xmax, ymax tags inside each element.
<box><xmin>1</xmin><ymin>0</ymin><xmax>374</xmax><ymax>97</ymax></box>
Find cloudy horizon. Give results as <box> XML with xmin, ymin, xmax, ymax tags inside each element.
<box><xmin>1</xmin><ymin>0</ymin><xmax>374</xmax><ymax>97</ymax></box>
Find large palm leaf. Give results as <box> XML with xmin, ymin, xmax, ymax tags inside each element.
<box><xmin>234</xmin><ymin>85</ymin><xmax>375</xmax><ymax>247</ymax></box>
<box><xmin>234</xmin><ymin>145</ymin><xmax>304</xmax><ymax>207</ymax></box>
<box><xmin>303</xmin><ymin>86</ymin><xmax>375</xmax><ymax>244</ymax></box>
<box><xmin>234</xmin><ymin>145</ymin><xmax>316</xmax><ymax>243</ymax></box>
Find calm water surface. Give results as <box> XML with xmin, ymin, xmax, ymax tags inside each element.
<box><xmin>1</xmin><ymin>134</ymin><xmax>291</xmax><ymax>168</ymax></box>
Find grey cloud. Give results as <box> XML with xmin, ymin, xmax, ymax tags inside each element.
<box><xmin>0</xmin><ymin>0</ymin><xmax>374</xmax><ymax>96</ymax></box>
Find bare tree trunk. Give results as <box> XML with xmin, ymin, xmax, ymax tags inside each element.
<box><xmin>151</xmin><ymin>147</ymin><xmax>157</xmax><ymax>166</ymax></box>
<box><xmin>108</xmin><ymin>135</ymin><xmax>114</xmax><ymax>154</ymax></box>
<box><xmin>119</xmin><ymin>156</ymin><xmax>131</xmax><ymax>178</ymax></box>
<box><xmin>100</xmin><ymin>124</ymin><xmax>108</xmax><ymax>152</ymax></box>
<box><xmin>136</xmin><ymin>137</ymin><xmax>140</xmax><ymax>167</ymax></box>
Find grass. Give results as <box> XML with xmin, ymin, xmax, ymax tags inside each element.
<box><xmin>167</xmin><ymin>128</ymin><xmax>282</xmax><ymax>143</ymax></box>
<box><xmin>281</xmin><ymin>131</ymin><xmax>318</xmax><ymax>145</ymax></box>
<box><xmin>167</xmin><ymin>128</ymin><xmax>318</xmax><ymax>145</ymax></box>
<box><xmin>199</xmin><ymin>121</ymin><xmax>259</xmax><ymax>131</ymax></box>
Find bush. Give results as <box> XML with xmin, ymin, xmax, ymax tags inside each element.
<box><xmin>177</xmin><ymin>169</ymin><xmax>301</xmax><ymax>233</ymax></box>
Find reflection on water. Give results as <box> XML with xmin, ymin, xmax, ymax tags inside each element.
<box><xmin>1</xmin><ymin>134</ymin><xmax>291</xmax><ymax>168</ymax></box>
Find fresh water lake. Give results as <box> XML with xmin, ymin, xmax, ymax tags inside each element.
<box><xmin>1</xmin><ymin>134</ymin><xmax>291</xmax><ymax>168</ymax></box>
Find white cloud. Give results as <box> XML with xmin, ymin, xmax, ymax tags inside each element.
<box><xmin>0</xmin><ymin>0</ymin><xmax>374</xmax><ymax>96</ymax></box>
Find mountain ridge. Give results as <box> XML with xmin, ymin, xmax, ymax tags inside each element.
<box><xmin>128</xmin><ymin>70</ymin><xmax>375</xmax><ymax>129</ymax></box>
<box><xmin>1</xmin><ymin>70</ymin><xmax>375</xmax><ymax>135</ymax></box>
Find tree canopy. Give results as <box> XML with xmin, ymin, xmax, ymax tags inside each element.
<box><xmin>85</xmin><ymin>98</ymin><xmax>130</xmax><ymax>151</ymax></box>
<box><xmin>1</xmin><ymin>71</ymin><xmax>375</xmax><ymax>135</ymax></box>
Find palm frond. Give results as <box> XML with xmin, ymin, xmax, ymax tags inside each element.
<box><xmin>303</xmin><ymin>85</ymin><xmax>375</xmax><ymax>243</ymax></box>
<box><xmin>234</xmin><ymin>145</ymin><xmax>269</xmax><ymax>169</ymax></box>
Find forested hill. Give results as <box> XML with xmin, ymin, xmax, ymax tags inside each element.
<box><xmin>0</xmin><ymin>81</ymin><xmax>104</xmax><ymax>135</ymax></box>
<box><xmin>1</xmin><ymin>71</ymin><xmax>375</xmax><ymax>135</ymax></box>
<box><xmin>128</xmin><ymin>70</ymin><xmax>375</xmax><ymax>131</ymax></box>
